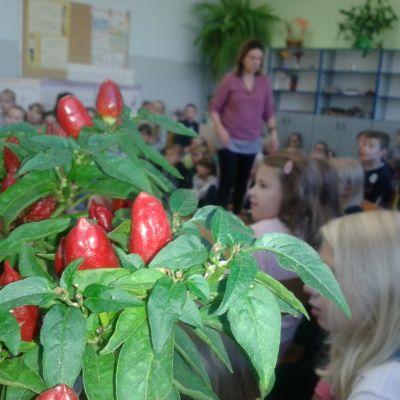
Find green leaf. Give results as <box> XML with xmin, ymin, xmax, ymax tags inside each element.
<box><xmin>0</xmin><ymin>171</ymin><xmax>57</xmax><ymax>226</ymax></box>
<box><xmin>186</xmin><ymin>274</ymin><xmax>210</xmax><ymax>302</ymax></box>
<box><xmin>164</xmin><ymin>385</ymin><xmax>181</xmax><ymax>400</ymax></box>
<box><xmin>100</xmin><ymin>306</ymin><xmax>146</xmax><ymax>354</ymax></box>
<box><xmin>217</xmin><ymin>254</ymin><xmax>258</xmax><ymax>315</ymax></box>
<box><xmin>82</xmin><ymin>344</ymin><xmax>116</xmax><ymax>400</ymax></box>
<box><xmin>109</xmin><ymin>268</ymin><xmax>165</xmax><ymax>294</ymax></box>
<box><xmin>26</xmin><ymin>135</ymin><xmax>78</xmax><ymax>151</ymax></box>
<box><xmin>149</xmin><ymin>235</ymin><xmax>208</xmax><ymax>271</ymax></box>
<box><xmin>83</xmin><ymin>178</ymin><xmax>136</xmax><ymax>199</ymax></box>
<box><xmin>174</xmin><ymin>325</ymin><xmax>210</xmax><ymax>386</ymax></box>
<box><xmin>0</xmin><ymin>277</ymin><xmax>56</xmax><ymax>309</ymax></box>
<box><xmin>40</xmin><ymin>304</ymin><xmax>86</xmax><ymax>387</ymax></box>
<box><xmin>0</xmin><ymin>123</ymin><xmax>38</xmax><ymax>136</ymax></box>
<box><xmin>113</xmin><ymin>247</ymin><xmax>144</xmax><ymax>272</ymax></box>
<box><xmin>191</xmin><ymin>205</ymin><xmax>219</xmax><ymax>224</ymax></box>
<box><xmin>173</xmin><ymin>352</ymin><xmax>218</xmax><ymax>400</ymax></box>
<box><xmin>179</xmin><ymin>295</ymin><xmax>203</xmax><ymax>329</ymax></box>
<box><xmin>83</xmin><ymin>284</ymin><xmax>142</xmax><ymax>312</ymax></box>
<box><xmin>255</xmin><ymin>271</ymin><xmax>309</xmax><ymax>318</ymax></box>
<box><xmin>3</xmin><ymin>386</ymin><xmax>35</xmax><ymax>400</ymax></box>
<box><xmin>73</xmin><ymin>268</ymin><xmax>130</xmax><ymax>291</ymax></box>
<box><xmin>18</xmin><ymin>246</ymin><xmax>52</xmax><ymax>280</ymax></box>
<box><xmin>0</xmin><ymin>358</ymin><xmax>46</xmax><ymax>394</ymax></box>
<box><xmin>249</xmin><ymin>233</ymin><xmax>351</xmax><ymax>318</ymax></box>
<box><xmin>0</xmin><ymin>309</ymin><xmax>21</xmax><ymax>355</ymax></box>
<box><xmin>169</xmin><ymin>189</ymin><xmax>199</xmax><ymax>217</ymax></box>
<box><xmin>18</xmin><ymin>149</ymin><xmax>72</xmax><ymax>175</ymax></box>
<box><xmin>211</xmin><ymin>208</ymin><xmax>253</xmax><ymax>247</ymax></box>
<box><xmin>116</xmin><ymin>317</ymin><xmax>174</xmax><ymax>400</ymax></box>
<box><xmin>148</xmin><ymin>278</ymin><xmax>186</xmax><ymax>352</ymax></box>
<box><xmin>228</xmin><ymin>283</ymin><xmax>281</xmax><ymax>394</ymax></box>
<box><xmin>193</xmin><ymin>326</ymin><xmax>232</xmax><ymax>373</ymax></box>
<box><xmin>60</xmin><ymin>259</ymin><xmax>83</xmax><ymax>290</ymax></box>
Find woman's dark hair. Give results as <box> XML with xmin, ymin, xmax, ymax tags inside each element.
<box><xmin>235</xmin><ymin>38</ymin><xmax>264</xmax><ymax>76</ymax></box>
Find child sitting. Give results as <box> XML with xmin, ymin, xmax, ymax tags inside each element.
<box><xmin>163</xmin><ymin>144</ymin><xmax>190</xmax><ymax>188</ymax></box>
<box><xmin>306</xmin><ymin>211</ymin><xmax>400</xmax><ymax>400</ymax></box>
<box><xmin>358</xmin><ymin>130</ymin><xmax>393</xmax><ymax>207</ymax></box>
<box><xmin>192</xmin><ymin>156</ymin><xmax>218</xmax><ymax>206</ymax></box>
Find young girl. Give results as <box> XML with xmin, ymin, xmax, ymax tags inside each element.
<box><xmin>306</xmin><ymin>211</ymin><xmax>400</xmax><ymax>400</ymax></box>
<box><xmin>249</xmin><ymin>151</ymin><xmax>341</xmax><ymax>349</ymax></box>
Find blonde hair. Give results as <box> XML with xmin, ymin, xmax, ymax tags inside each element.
<box><xmin>319</xmin><ymin>211</ymin><xmax>400</xmax><ymax>400</ymax></box>
<box><xmin>329</xmin><ymin>158</ymin><xmax>364</xmax><ymax>210</ymax></box>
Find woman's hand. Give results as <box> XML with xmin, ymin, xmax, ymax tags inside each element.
<box><xmin>270</xmin><ymin>132</ymin><xmax>279</xmax><ymax>153</ymax></box>
<box><xmin>218</xmin><ymin>127</ymin><xmax>231</xmax><ymax>146</ymax></box>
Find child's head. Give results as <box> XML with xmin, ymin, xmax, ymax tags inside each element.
<box><xmin>285</xmin><ymin>132</ymin><xmax>303</xmax><ymax>149</ymax></box>
<box><xmin>27</xmin><ymin>102</ymin><xmax>45</xmax><ymax>125</ymax></box>
<box><xmin>329</xmin><ymin>158</ymin><xmax>364</xmax><ymax>210</ymax></box>
<box><xmin>5</xmin><ymin>105</ymin><xmax>26</xmax><ymax>125</ymax></box>
<box><xmin>163</xmin><ymin>144</ymin><xmax>182</xmax><ymax>166</ymax></box>
<box><xmin>191</xmin><ymin>144</ymin><xmax>208</xmax><ymax>165</ymax></box>
<box><xmin>196</xmin><ymin>156</ymin><xmax>216</xmax><ymax>178</ymax></box>
<box><xmin>183</xmin><ymin>103</ymin><xmax>197</xmax><ymax>121</ymax></box>
<box><xmin>0</xmin><ymin>89</ymin><xmax>16</xmax><ymax>115</ymax></box>
<box><xmin>250</xmin><ymin>152</ymin><xmax>340</xmax><ymax>248</ymax></box>
<box><xmin>311</xmin><ymin>141</ymin><xmax>330</xmax><ymax>160</ymax></box>
<box><xmin>138</xmin><ymin>122</ymin><xmax>154</xmax><ymax>145</ymax></box>
<box><xmin>305</xmin><ymin>211</ymin><xmax>400</xmax><ymax>399</ymax></box>
<box><xmin>358</xmin><ymin>130</ymin><xmax>390</xmax><ymax>166</ymax></box>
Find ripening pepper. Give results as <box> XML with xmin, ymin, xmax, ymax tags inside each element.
<box><xmin>64</xmin><ymin>217</ymin><xmax>119</xmax><ymax>270</ymax></box>
<box><xmin>89</xmin><ymin>200</ymin><xmax>113</xmax><ymax>232</ymax></box>
<box><xmin>46</xmin><ymin>121</ymin><xmax>67</xmax><ymax>137</ymax></box>
<box><xmin>0</xmin><ymin>170</ymin><xmax>17</xmax><ymax>192</ymax></box>
<box><xmin>96</xmin><ymin>79</ymin><xmax>124</xmax><ymax>125</ymax></box>
<box><xmin>0</xmin><ymin>261</ymin><xmax>40</xmax><ymax>342</ymax></box>
<box><xmin>56</xmin><ymin>95</ymin><xmax>93</xmax><ymax>138</ymax></box>
<box><xmin>111</xmin><ymin>198</ymin><xmax>131</xmax><ymax>212</ymax></box>
<box><xmin>3</xmin><ymin>136</ymin><xmax>20</xmax><ymax>172</ymax></box>
<box><xmin>54</xmin><ymin>237</ymin><xmax>66</xmax><ymax>276</ymax></box>
<box><xmin>129</xmin><ymin>192</ymin><xmax>172</xmax><ymax>263</ymax></box>
<box><xmin>36</xmin><ymin>384</ymin><xmax>78</xmax><ymax>400</ymax></box>
<box><xmin>21</xmin><ymin>197</ymin><xmax>57</xmax><ymax>223</ymax></box>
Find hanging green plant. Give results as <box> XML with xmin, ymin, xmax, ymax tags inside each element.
<box><xmin>338</xmin><ymin>0</ymin><xmax>398</xmax><ymax>55</ymax></box>
<box><xmin>193</xmin><ymin>0</ymin><xmax>280</xmax><ymax>79</ymax></box>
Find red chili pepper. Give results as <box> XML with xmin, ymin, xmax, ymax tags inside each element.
<box><xmin>0</xmin><ymin>170</ymin><xmax>17</xmax><ymax>192</ymax></box>
<box><xmin>111</xmin><ymin>198</ymin><xmax>131</xmax><ymax>212</ymax></box>
<box><xmin>0</xmin><ymin>261</ymin><xmax>40</xmax><ymax>341</ymax></box>
<box><xmin>96</xmin><ymin>79</ymin><xmax>124</xmax><ymax>125</ymax></box>
<box><xmin>54</xmin><ymin>237</ymin><xmax>66</xmax><ymax>276</ymax></box>
<box><xmin>56</xmin><ymin>95</ymin><xmax>93</xmax><ymax>138</ymax></box>
<box><xmin>3</xmin><ymin>136</ymin><xmax>20</xmax><ymax>172</ymax></box>
<box><xmin>21</xmin><ymin>197</ymin><xmax>57</xmax><ymax>223</ymax></box>
<box><xmin>129</xmin><ymin>192</ymin><xmax>172</xmax><ymax>263</ymax></box>
<box><xmin>46</xmin><ymin>121</ymin><xmax>68</xmax><ymax>137</ymax></box>
<box><xmin>36</xmin><ymin>384</ymin><xmax>78</xmax><ymax>400</ymax></box>
<box><xmin>89</xmin><ymin>200</ymin><xmax>113</xmax><ymax>232</ymax></box>
<box><xmin>64</xmin><ymin>217</ymin><xmax>119</xmax><ymax>270</ymax></box>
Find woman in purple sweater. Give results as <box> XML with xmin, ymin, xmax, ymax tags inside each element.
<box><xmin>210</xmin><ymin>38</ymin><xmax>279</xmax><ymax>214</ymax></box>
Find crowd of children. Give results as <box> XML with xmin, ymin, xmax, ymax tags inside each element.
<box><xmin>2</xmin><ymin>86</ymin><xmax>400</xmax><ymax>400</ymax></box>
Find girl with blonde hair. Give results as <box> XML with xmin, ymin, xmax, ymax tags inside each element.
<box><xmin>305</xmin><ymin>210</ymin><xmax>400</xmax><ymax>399</ymax></box>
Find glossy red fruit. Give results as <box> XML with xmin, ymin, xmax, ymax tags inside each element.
<box><xmin>64</xmin><ymin>217</ymin><xmax>119</xmax><ymax>270</ymax></box>
<box><xmin>22</xmin><ymin>197</ymin><xmax>57</xmax><ymax>223</ymax></box>
<box><xmin>57</xmin><ymin>95</ymin><xmax>93</xmax><ymax>138</ymax></box>
<box><xmin>89</xmin><ymin>200</ymin><xmax>113</xmax><ymax>232</ymax></box>
<box><xmin>3</xmin><ymin>136</ymin><xmax>20</xmax><ymax>172</ymax></box>
<box><xmin>111</xmin><ymin>198</ymin><xmax>131</xmax><ymax>212</ymax></box>
<box><xmin>0</xmin><ymin>170</ymin><xmax>17</xmax><ymax>192</ymax></box>
<box><xmin>36</xmin><ymin>384</ymin><xmax>78</xmax><ymax>400</ymax></box>
<box><xmin>129</xmin><ymin>192</ymin><xmax>172</xmax><ymax>263</ymax></box>
<box><xmin>46</xmin><ymin>121</ymin><xmax>68</xmax><ymax>137</ymax></box>
<box><xmin>96</xmin><ymin>79</ymin><xmax>124</xmax><ymax>124</ymax></box>
<box><xmin>54</xmin><ymin>237</ymin><xmax>66</xmax><ymax>276</ymax></box>
<box><xmin>0</xmin><ymin>261</ymin><xmax>21</xmax><ymax>285</ymax></box>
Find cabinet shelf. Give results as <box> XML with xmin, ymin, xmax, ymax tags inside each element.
<box><xmin>321</xmin><ymin>92</ymin><xmax>374</xmax><ymax>98</ymax></box>
<box><xmin>273</xmin><ymin>89</ymin><xmax>316</xmax><ymax>94</ymax></box>
<box><xmin>271</xmin><ymin>67</ymin><xmax>317</xmax><ymax>73</ymax></box>
<box><xmin>322</xmin><ymin>69</ymin><xmax>376</xmax><ymax>75</ymax></box>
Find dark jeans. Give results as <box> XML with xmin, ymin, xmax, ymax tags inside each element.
<box><xmin>217</xmin><ymin>149</ymin><xmax>256</xmax><ymax>214</ymax></box>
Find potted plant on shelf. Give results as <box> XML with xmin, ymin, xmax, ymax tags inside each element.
<box><xmin>338</xmin><ymin>0</ymin><xmax>398</xmax><ymax>55</ymax></box>
<box><xmin>284</xmin><ymin>17</ymin><xmax>310</xmax><ymax>48</ymax></box>
<box><xmin>0</xmin><ymin>80</ymin><xmax>350</xmax><ymax>399</ymax></box>
<box><xmin>193</xmin><ymin>0</ymin><xmax>280</xmax><ymax>80</ymax></box>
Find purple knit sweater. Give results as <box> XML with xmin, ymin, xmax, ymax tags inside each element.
<box><xmin>210</xmin><ymin>72</ymin><xmax>274</xmax><ymax>141</ymax></box>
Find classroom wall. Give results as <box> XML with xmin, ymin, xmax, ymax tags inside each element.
<box><xmin>267</xmin><ymin>0</ymin><xmax>400</xmax><ymax>49</ymax></box>
<box><xmin>0</xmin><ymin>0</ymin><xmax>210</xmax><ymax>114</ymax></box>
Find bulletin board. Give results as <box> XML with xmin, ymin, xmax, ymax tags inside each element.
<box><xmin>22</xmin><ymin>0</ymin><xmax>131</xmax><ymax>82</ymax></box>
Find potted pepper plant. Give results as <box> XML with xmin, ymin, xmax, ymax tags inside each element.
<box><xmin>0</xmin><ymin>80</ymin><xmax>350</xmax><ymax>399</ymax></box>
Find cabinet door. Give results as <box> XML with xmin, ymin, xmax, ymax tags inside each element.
<box><xmin>276</xmin><ymin>112</ymin><xmax>314</xmax><ymax>152</ymax></box>
<box><xmin>337</xmin><ymin>118</ymin><xmax>372</xmax><ymax>157</ymax></box>
<box><xmin>311</xmin><ymin>116</ymin><xmax>342</xmax><ymax>155</ymax></box>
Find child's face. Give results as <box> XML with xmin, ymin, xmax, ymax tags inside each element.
<box><xmin>304</xmin><ymin>241</ymin><xmax>349</xmax><ymax>333</ymax></box>
<box><xmin>311</xmin><ymin>144</ymin><xmax>328</xmax><ymax>160</ymax></box>
<box><xmin>165</xmin><ymin>149</ymin><xmax>180</xmax><ymax>166</ymax></box>
<box><xmin>249</xmin><ymin>164</ymin><xmax>283</xmax><ymax>222</ymax></box>
<box><xmin>184</xmin><ymin>106</ymin><xmax>196</xmax><ymax>121</ymax></box>
<box><xmin>0</xmin><ymin>93</ymin><xmax>15</xmax><ymax>114</ymax></box>
<box><xmin>288</xmin><ymin>135</ymin><xmax>301</xmax><ymax>149</ymax></box>
<box><xmin>192</xmin><ymin>149</ymin><xmax>205</xmax><ymax>165</ymax></box>
<box><xmin>27</xmin><ymin>106</ymin><xmax>43</xmax><ymax>125</ymax></box>
<box><xmin>196</xmin><ymin>164</ymin><xmax>210</xmax><ymax>178</ymax></box>
<box><xmin>358</xmin><ymin>138</ymin><xmax>382</xmax><ymax>164</ymax></box>
<box><xmin>5</xmin><ymin>107</ymin><xmax>25</xmax><ymax>125</ymax></box>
